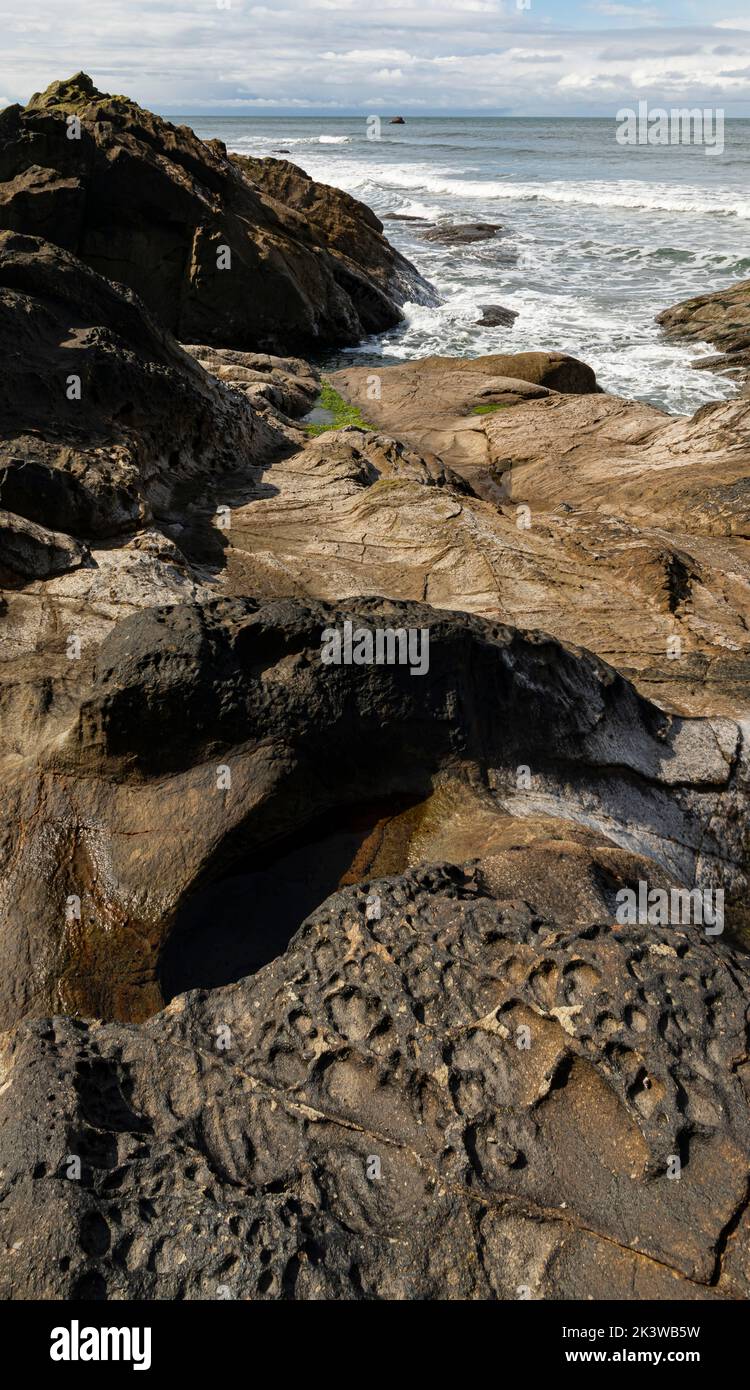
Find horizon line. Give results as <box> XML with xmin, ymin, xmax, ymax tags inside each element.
<box><xmin>163</xmin><ymin>109</ymin><xmax>750</xmax><ymax>119</ymax></box>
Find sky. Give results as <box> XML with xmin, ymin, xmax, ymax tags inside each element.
<box><xmin>3</xmin><ymin>0</ymin><xmax>750</xmax><ymax>116</ymax></box>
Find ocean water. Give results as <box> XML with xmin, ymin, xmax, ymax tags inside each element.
<box><xmin>184</xmin><ymin>115</ymin><xmax>750</xmax><ymax>414</ymax></box>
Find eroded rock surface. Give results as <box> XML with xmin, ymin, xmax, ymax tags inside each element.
<box><xmin>327</xmin><ymin>358</ymin><xmax>750</xmax><ymax>714</ymax></box>
<box><xmin>0</xmin><ymin>510</ymin><xmax>89</xmax><ymax>583</ymax></box>
<box><xmin>1</xmin><ymin>866</ymin><xmax>748</xmax><ymax>1300</ymax></box>
<box><xmin>1</xmin><ymin>90</ymin><xmax>750</xmax><ymax>1301</ymax></box>
<box><xmin>1</xmin><ymin>593</ymin><xmax>747</xmax><ymax>1030</ymax></box>
<box><xmin>423</xmin><ymin>221</ymin><xmax>504</xmax><ymax>245</ymax></box>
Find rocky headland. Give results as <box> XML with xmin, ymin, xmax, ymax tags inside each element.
<box><xmin>1</xmin><ymin>75</ymin><xmax>750</xmax><ymax>1302</ymax></box>
<box><xmin>0</xmin><ymin>73</ymin><xmax>435</xmax><ymax>354</ymax></box>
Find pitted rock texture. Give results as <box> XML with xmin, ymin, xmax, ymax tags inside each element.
<box><xmin>1</xmin><ymin>866</ymin><xmax>748</xmax><ymax>1300</ymax></box>
<box><xmin>0</xmin><ymin>74</ymin><xmax>435</xmax><ymax>353</ymax></box>
<box><xmin>1</xmin><ymin>82</ymin><xmax>749</xmax><ymax>1305</ymax></box>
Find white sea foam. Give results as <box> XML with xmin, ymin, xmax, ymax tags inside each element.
<box><xmin>359</xmin><ymin>293</ymin><xmax>735</xmax><ymax>415</ymax></box>
<box><xmin>227</xmin><ymin>134</ymin><xmax>352</xmax><ymax>153</ymax></box>
<box><xmin>276</xmin><ymin>151</ymin><xmax>750</xmax><ymax>218</ymax></box>
<box><xmin>396</xmin><ymin>198</ymin><xmax>442</xmax><ymax>218</ymax></box>
<box><xmin>315</xmin><ymin>167</ymin><xmax>750</xmax><ymax>218</ymax></box>
<box><xmin>217</xmin><ymin>120</ymin><xmax>749</xmax><ymax>413</ymax></box>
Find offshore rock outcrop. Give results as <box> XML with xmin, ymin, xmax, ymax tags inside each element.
<box><xmin>0</xmin><ymin>74</ymin><xmax>435</xmax><ymax>354</ymax></box>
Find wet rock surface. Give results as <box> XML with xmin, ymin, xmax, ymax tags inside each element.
<box><xmin>423</xmin><ymin>222</ymin><xmax>505</xmax><ymax>245</ymax></box>
<box><xmin>476</xmin><ymin>304</ymin><xmax>519</xmax><ymax>328</ymax></box>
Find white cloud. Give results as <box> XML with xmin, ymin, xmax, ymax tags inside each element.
<box><xmin>0</xmin><ymin>0</ymin><xmax>749</xmax><ymax>115</ymax></box>
<box><xmin>558</xmin><ymin>72</ymin><xmax>618</xmax><ymax>90</ymax></box>
<box><xmin>589</xmin><ymin>3</ymin><xmax>661</xmax><ymax>16</ymax></box>
<box><xmin>321</xmin><ymin>50</ymin><xmax>416</xmax><ymax>65</ymax></box>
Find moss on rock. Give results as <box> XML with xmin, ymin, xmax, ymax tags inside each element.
<box><xmin>305</xmin><ymin>382</ymin><xmax>373</xmax><ymax>436</ymax></box>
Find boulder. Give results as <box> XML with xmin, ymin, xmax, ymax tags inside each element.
<box><xmin>330</xmin><ymin>352</ymin><xmax>598</xmax><ymax>491</ymax></box>
<box><xmin>382</xmin><ymin>212</ymin><xmax>429</xmax><ymax>223</ymax></box>
<box><xmin>423</xmin><ymin>222</ymin><xmax>504</xmax><ymax>245</ymax></box>
<box><xmin>0</xmin><ymin>74</ymin><xmax>436</xmax><ymax>353</ymax></box>
<box><xmin>0</xmin><ymin>509</ymin><xmax>89</xmax><ymax>581</ymax></box>
<box><xmin>658</xmin><ymin>278</ymin><xmax>750</xmax><ymax>354</ymax></box>
<box><xmin>476</xmin><ymin>304</ymin><xmax>519</xmax><ymax>328</ymax></box>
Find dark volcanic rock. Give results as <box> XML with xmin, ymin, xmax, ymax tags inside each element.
<box><xmin>0</xmin><ymin>74</ymin><xmax>436</xmax><ymax>353</ymax></box>
<box><xmin>1</xmin><ymin>865</ymin><xmax>749</xmax><ymax>1299</ymax></box>
<box><xmin>476</xmin><ymin>303</ymin><xmax>519</xmax><ymax>328</ymax></box>
<box><xmin>382</xmin><ymin>213</ymin><xmax>429</xmax><ymax>222</ymax></box>
<box><xmin>423</xmin><ymin>223</ymin><xmax>504</xmax><ymax>246</ymax></box>
<box><xmin>0</xmin><ymin>230</ymin><xmax>289</xmax><ymax>539</ymax></box>
<box><xmin>231</xmin><ymin>154</ymin><xmax>436</xmax><ymax>315</ymax></box>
